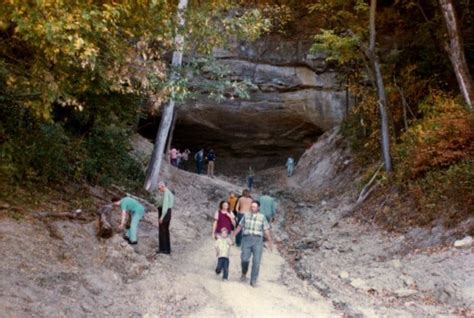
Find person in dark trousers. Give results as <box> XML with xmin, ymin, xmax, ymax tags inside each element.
<box><xmin>247</xmin><ymin>166</ymin><xmax>254</xmax><ymax>191</ymax></box>
<box><xmin>215</xmin><ymin>227</ymin><xmax>233</xmax><ymax>280</ymax></box>
<box><xmin>152</xmin><ymin>182</ymin><xmax>174</xmax><ymax>254</ymax></box>
<box><xmin>194</xmin><ymin>148</ymin><xmax>204</xmax><ymax>174</ymax></box>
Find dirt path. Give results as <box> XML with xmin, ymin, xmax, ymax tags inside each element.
<box><xmin>132</xmin><ymin>234</ymin><xmax>337</xmax><ymax>318</ymax></box>
<box><xmin>188</xmin><ymin>237</ymin><xmax>336</xmax><ymax>317</ymax></box>
<box><xmin>2</xmin><ymin>159</ymin><xmax>471</xmax><ymax>317</ymax></box>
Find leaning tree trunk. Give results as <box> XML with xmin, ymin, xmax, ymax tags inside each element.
<box><xmin>165</xmin><ymin>107</ymin><xmax>178</xmax><ymax>159</ymax></box>
<box><xmin>439</xmin><ymin>0</ymin><xmax>473</xmax><ymax>110</ymax></box>
<box><xmin>144</xmin><ymin>0</ymin><xmax>188</xmax><ymax>192</ymax></box>
<box><xmin>368</xmin><ymin>0</ymin><xmax>392</xmax><ymax>172</ymax></box>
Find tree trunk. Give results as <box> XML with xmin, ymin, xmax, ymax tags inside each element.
<box><xmin>144</xmin><ymin>0</ymin><xmax>188</xmax><ymax>192</ymax></box>
<box><xmin>368</xmin><ymin>0</ymin><xmax>393</xmax><ymax>172</ymax></box>
<box><xmin>439</xmin><ymin>0</ymin><xmax>473</xmax><ymax>110</ymax></box>
<box><xmin>96</xmin><ymin>204</ymin><xmax>114</xmax><ymax>239</ymax></box>
<box><xmin>165</xmin><ymin>107</ymin><xmax>178</xmax><ymax>158</ymax></box>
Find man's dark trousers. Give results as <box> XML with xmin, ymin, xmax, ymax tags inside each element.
<box><xmin>158</xmin><ymin>208</ymin><xmax>172</xmax><ymax>254</ymax></box>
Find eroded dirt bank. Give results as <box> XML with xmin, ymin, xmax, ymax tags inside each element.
<box><xmin>269</xmin><ymin>128</ymin><xmax>474</xmax><ymax>317</ymax></box>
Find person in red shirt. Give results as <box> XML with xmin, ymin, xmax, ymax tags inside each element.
<box><xmin>212</xmin><ymin>201</ymin><xmax>236</xmax><ymax>239</ymax></box>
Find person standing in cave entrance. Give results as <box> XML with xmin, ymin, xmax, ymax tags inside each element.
<box><xmin>247</xmin><ymin>166</ymin><xmax>254</xmax><ymax>191</ymax></box>
<box><xmin>207</xmin><ymin>149</ymin><xmax>216</xmax><ymax>178</ymax></box>
<box><xmin>286</xmin><ymin>156</ymin><xmax>295</xmax><ymax>177</ymax></box>
<box><xmin>176</xmin><ymin>149</ymin><xmax>182</xmax><ymax>168</ymax></box>
<box><xmin>169</xmin><ymin>147</ymin><xmax>178</xmax><ymax>167</ymax></box>
<box><xmin>194</xmin><ymin>148</ymin><xmax>205</xmax><ymax>174</ymax></box>
<box><xmin>181</xmin><ymin>148</ymin><xmax>190</xmax><ymax>170</ymax></box>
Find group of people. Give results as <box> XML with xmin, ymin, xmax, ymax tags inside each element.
<box><xmin>193</xmin><ymin>148</ymin><xmax>216</xmax><ymax>177</ymax></box>
<box><xmin>112</xmin><ymin>151</ymin><xmax>295</xmax><ymax>286</ymax></box>
<box><xmin>169</xmin><ymin>148</ymin><xmax>191</xmax><ymax>170</ymax></box>
<box><xmin>212</xmin><ymin>189</ymin><xmax>277</xmax><ymax>286</ymax></box>
<box><xmin>170</xmin><ymin>147</ymin><xmax>296</xmax><ymax>184</ymax></box>
<box><xmin>169</xmin><ymin>147</ymin><xmax>216</xmax><ymax>177</ymax></box>
<box><xmin>112</xmin><ymin>181</ymin><xmax>175</xmax><ymax>254</ymax></box>
<box><xmin>111</xmin><ymin>185</ymin><xmax>277</xmax><ymax>287</ymax></box>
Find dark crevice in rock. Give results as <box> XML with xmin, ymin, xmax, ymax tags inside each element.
<box><xmin>216</xmin><ymin>56</ymin><xmax>332</xmax><ymax>74</ymax></box>
<box><xmin>256</xmin><ymin>85</ymin><xmax>346</xmax><ymax>93</ymax></box>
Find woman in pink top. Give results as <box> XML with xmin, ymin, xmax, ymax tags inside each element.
<box><xmin>170</xmin><ymin>148</ymin><xmax>178</xmax><ymax>166</ymax></box>
<box><xmin>212</xmin><ymin>201</ymin><xmax>236</xmax><ymax>239</ymax></box>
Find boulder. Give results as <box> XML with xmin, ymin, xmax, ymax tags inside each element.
<box><xmin>394</xmin><ymin>288</ymin><xmax>418</xmax><ymax>298</ymax></box>
<box><xmin>454</xmin><ymin>236</ymin><xmax>473</xmax><ymax>248</ymax></box>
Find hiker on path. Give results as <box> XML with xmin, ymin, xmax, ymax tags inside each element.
<box><xmin>207</xmin><ymin>149</ymin><xmax>216</xmax><ymax>178</ymax></box>
<box><xmin>286</xmin><ymin>156</ymin><xmax>295</xmax><ymax>177</ymax></box>
<box><xmin>215</xmin><ymin>227</ymin><xmax>233</xmax><ymax>281</ymax></box>
<box><xmin>212</xmin><ymin>201</ymin><xmax>236</xmax><ymax>239</ymax></box>
<box><xmin>153</xmin><ymin>182</ymin><xmax>175</xmax><ymax>254</ymax></box>
<box><xmin>227</xmin><ymin>192</ymin><xmax>238</xmax><ymax>213</ymax></box>
<box><xmin>113</xmin><ymin>196</ymin><xmax>145</xmax><ymax>245</ymax></box>
<box><xmin>247</xmin><ymin>166</ymin><xmax>254</xmax><ymax>191</ymax></box>
<box><xmin>259</xmin><ymin>190</ymin><xmax>277</xmax><ymax>224</ymax></box>
<box><xmin>233</xmin><ymin>201</ymin><xmax>273</xmax><ymax>287</ymax></box>
<box><xmin>235</xmin><ymin>189</ymin><xmax>253</xmax><ymax>247</ymax></box>
<box><xmin>194</xmin><ymin>148</ymin><xmax>205</xmax><ymax>174</ymax></box>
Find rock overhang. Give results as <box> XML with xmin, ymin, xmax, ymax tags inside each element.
<box><xmin>139</xmin><ymin>38</ymin><xmax>352</xmax><ymax>173</ymax></box>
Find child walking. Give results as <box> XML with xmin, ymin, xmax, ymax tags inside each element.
<box><xmin>215</xmin><ymin>227</ymin><xmax>233</xmax><ymax>280</ymax></box>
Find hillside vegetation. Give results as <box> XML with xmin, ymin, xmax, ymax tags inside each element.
<box><xmin>1</xmin><ymin>0</ymin><xmax>473</xmax><ymax>232</ymax></box>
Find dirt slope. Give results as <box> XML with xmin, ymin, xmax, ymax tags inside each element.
<box><xmin>1</xmin><ymin>132</ymin><xmax>473</xmax><ymax>317</ymax></box>
<box><xmin>0</xmin><ymin>164</ymin><xmax>339</xmax><ymax>317</ymax></box>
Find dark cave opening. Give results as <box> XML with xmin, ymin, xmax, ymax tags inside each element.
<box><xmin>138</xmin><ymin>111</ymin><xmax>323</xmax><ymax>176</ymax></box>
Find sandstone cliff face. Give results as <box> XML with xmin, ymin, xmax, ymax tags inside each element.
<box><xmin>172</xmin><ymin>37</ymin><xmax>352</xmax><ymax>172</ymax></box>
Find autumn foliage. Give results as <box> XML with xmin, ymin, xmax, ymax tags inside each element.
<box><xmin>396</xmin><ymin>93</ymin><xmax>474</xmax><ymax>179</ymax></box>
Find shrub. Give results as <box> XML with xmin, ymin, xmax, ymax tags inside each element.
<box><xmin>84</xmin><ymin>125</ymin><xmax>144</xmax><ymax>188</ymax></box>
<box><xmin>1</xmin><ymin>101</ymin><xmax>144</xmax><ymax>189</ymax></box>
<box><xmin>1</xmin><ymin>104</ymin><xmax>78</xmax><ymax>184</ymax></box>
<box><xmin>395</xmin><ymin>92</ymin><xmax>474</xmax><ymax>179</ymax></box>
<box><xmin>411</xmin><ymin>159</ymin><xmax>474</xmax><ymax>228</ymax></box>
<box><xmin>341</xmin><ymin>93</ymin><xmax>382</xmax><ymax>165</ymax></box>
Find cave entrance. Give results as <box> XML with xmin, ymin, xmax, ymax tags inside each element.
<box><xmin>138</xmin><ymin>111</ymin><xmax>324</xmax><ymax>177</ymax></box>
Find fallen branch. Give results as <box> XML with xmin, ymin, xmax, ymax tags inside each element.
<box><xmin>356</xmin><ymin>162</ymin><xmax>384</xmax><ymax>204</ymax></box>
<box><xmin>34</xmin><ymin>211</ymin><xmax>88</xmax><ymax>221</ymax></box>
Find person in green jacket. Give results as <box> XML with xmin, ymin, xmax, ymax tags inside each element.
<box><xmin>258</xmin><ymin>190</ymin><xmax>277</xmax><ymax>224</ymax></box>
<box><xmin>113</xmin><ymin>196</ymin><xmax>145</xmax><ymax>245</ymax></box>
<box><xmin>153</xmin><ymin>181</ymin><xmax>175</xmax><ymax>254</ymax></box>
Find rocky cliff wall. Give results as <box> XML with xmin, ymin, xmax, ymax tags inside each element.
<box><xmin>146</xmin><ymin>37</ymin><xmax>352</xmax><ymax>174</ymax></box>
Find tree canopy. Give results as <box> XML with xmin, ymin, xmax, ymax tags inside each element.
<box><xmin>0</xmin><ymin>0</ymin><xmax>270</xmax><ymax>119</ymax></box>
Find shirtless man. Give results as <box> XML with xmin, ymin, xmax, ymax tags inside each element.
<box><xmin>235</xmin><ymin>189</ymin><xmax>253</xmax><ymax>247</ymax></box>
